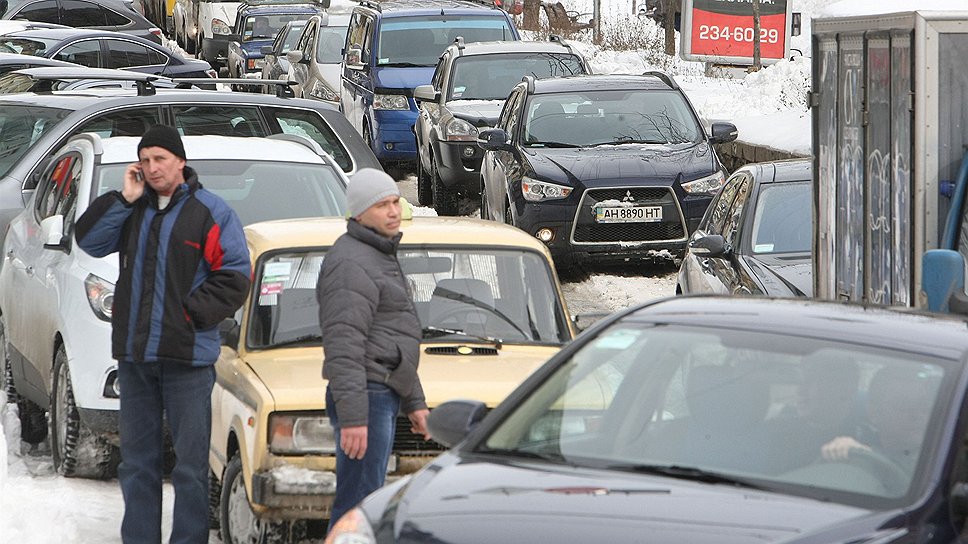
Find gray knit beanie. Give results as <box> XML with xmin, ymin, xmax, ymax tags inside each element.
<box><xmin>346</xmin><ymin>168</ymin><xmax>400</xmax><ymax>217</ymax></box>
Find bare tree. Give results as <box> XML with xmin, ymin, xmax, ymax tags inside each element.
<box><xmin>663</xmin><ymin>0</ymin><xmax>676</xmax><ymax>55</ymax></box>
<box><xmin>751</xmin><ymin>0</ymin><xmax>762</xmax><ymax>72</ymax></box>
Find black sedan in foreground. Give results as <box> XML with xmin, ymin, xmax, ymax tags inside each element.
<box><xmin>327</xmin><ymin>296</ymin><xmax>968</xmax><ymax>544</ymax></box>
<box><xmin>478</xmin><ymin>73</ymin><xmax>737</xmax><ymax>267</ymax></box>
<box><xmin>0</xmin><ymin>27</ymin><xmax>214</xmax><ymax>78</ymax></box>
<box><xmin>677</xmin><ymin>158</ymin><xmax>812</xmax><ymax>296</ymax></box>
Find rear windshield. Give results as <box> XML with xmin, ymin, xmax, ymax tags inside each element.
<box><xmin>0</xmin><ymin>36</ymin><xmax>58</xmax><ymax>56</ymax></box>
<box><xmin>0</xmin><ymin>104</ymin><xmax>71</xmax><ymax>178</ymax></box>
<box><xmin>377</xmin><ymin>16</ymin><xmax>514</xmax><ymax>67</ymax></box>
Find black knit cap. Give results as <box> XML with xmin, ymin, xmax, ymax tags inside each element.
<box><xmin>137</xmin><ymin>124</ymin><xmax>186</xmax><ymax>160</ymax></box>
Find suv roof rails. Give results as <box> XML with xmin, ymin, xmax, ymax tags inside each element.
<box><xmin>522</xmin><ymin>74</ymin><xmax>535</xmax><ymax>93</ymax></box>
<box><xmin>641</xmin><ymin>70</ymin><xmax>678</xmax><ymax>90</ymax></box>
<box><xmin>454</xmin><ymin>35</ymin><xmax>465</xmax><ymax>51</ymax></box>
<box><xmin>10</xmin><ymin>66</ymin><xmax>164</xmax><ymax>96</ymax></box>
<box><xmin>548</xmin><ymin>33</ymin><xmax>577</xmax><ymax>55</ymax></box>
<box><xmin>242</xmin><ymin>0</ymin><xmax>330</xmax><ymax>7</ymax></box>
<box><xmin>173</xmin><ymin>78</ymin><xmax>296</xmax><ymax>98</ymax></box>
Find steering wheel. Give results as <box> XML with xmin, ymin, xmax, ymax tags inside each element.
<box><xmin>846</xmin><ymin>448</ymin><xmax>909</xmax><ymax>495</ymax></box>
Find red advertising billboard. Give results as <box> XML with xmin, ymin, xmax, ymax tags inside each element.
<box><xmin>681</xmin><ymin>0</ymin><xmax>791</xmax><ymax>65</ymax></box>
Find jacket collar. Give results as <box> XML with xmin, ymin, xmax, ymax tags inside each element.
<box><xmin>145</xmin><ymin>165</ymin><xmax>201</xmax><ymax>210</ymax></box>
<box><xmin>346</xmin><ymin>217</ymin><xmax>402</xmax><ymax>254</ymax></box>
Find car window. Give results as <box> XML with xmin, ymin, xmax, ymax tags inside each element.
<box><xmin>296</xmin><ymin>19</ymin><xmax>314</xmax><ymax>57</ymax></box>
<box><xmin>172</xmin><ymin>105</ymin><xmax>267</xmax><ymax>138</ymax></box>
<box><xmin>74</xmin><ymin>107</ymin><xmax>162</xmax><ymax>138</ymax></box>
<box><xmin>750</xmin><ymin>182</ymin><xmax>811</xmax><ymax>254</ymax></box>
<box><xmin>53</xmin><ymin>40</ymin><xmax>103</xmax><ymax>67</ymax></box>
<box><xmin>105</xmin><ymin>39</ymin><xmax>163</xmax><ymax>68</ymax></box>
<box><xmin>60</xmin><ymin>0</ymin><xmax>107</xmax><ymax>26</ymax></box>
<box><xmin>10</xmin><ymin>0</ymin><xmax>59</xmax><ymax>23</ymax></box>
<box><xmin>449</xmin><ymin>53</ymin><xmax>585</xmax><ymax>101</ymax></box>
<box><xmin>344</xmin><ymin>11</ymin><xmax>373</xmax><ymax>64</ymax></box>
<box><xmin>376</xmin><ymin>16</ymin><xmax>514</xmax><ymax>67</ymax></box>
<box><xmin>430</xmin><ymin>52</ymin><xmax>446</xmax><ymax>91</ymax></box>
<box><xmin>314</xmin><ymin>24</ymin><xmax>346</xmax><ymax>64</ymax></box>
<box><xmin>721</xmin><ymin>174</ymin><xmax>752</xmax><ymax>246</ymax></box>
<box><xmin>706</xmin><ymin>174</ymin><xmax>743</xmax><ymax>235</ymax></box>
<box><xmin>0</xmin><ymin>36</ymin><xmax>51</xmax><ymax>55</ymax></box>
<box><xmin>34</xmin><ymin>151</ymin><xmax>81</xmax><ymax>222</ymax></box>
<box><xmin>101</xmin><ymin>6</ymin><xmax>129</xmax><ymax>26</ymax></box>
<box><xmin>277</xmin><ymin>22</ymin><xmax>304</xmax><ymax>53</ymax></box>
<box><xmin>269</xmin><ymin>107</ymin><xmax>352</xmax><ymax>173</ymax></box>
<box><xmin>0</xmin><ymin>105</ymin><xmax>70</xmax><ymax>179</ymax></box>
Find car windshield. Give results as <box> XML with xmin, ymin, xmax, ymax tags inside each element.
<box><xmin>243</xmin><ymin>14</ymin><xmax>309</xmax><ymax>41</ymax></box>
<box><xmin>448</xmin><ymin>52</ymin><xmax>585</xmax><ymax>101</ymax></box>
<box><xmin>523</xmin><ymin>89</ymin><xmax>702</xmax><ymax>147</ymax></box>
<box><xmin>749</xmin><ymin>181</ymin><xmax>811</xmax><ymax>254</ymax></box>
<box><xmin>315</xmin><ymin>24</ymin><xmax>347</xmax><ymax>64</ymax></box>
<box><xmin>0</xmin><ymin>37</ymin><xmax>55</xmax><ymax>56</ymax></box>
<box><xmin>247</xmin><ymin>247</ymin><xmax>570</xmax><ymax>349</ymax></box>
<box><xmin>479</xmin><ymin>322</ymin><xmax>952</xmax><ymax>508</ymax></box>
<box><xmin>93</xmin><ymin>160</ymin><xmax>347</xmax><ymax>224</ymax></box>
<box><xmin>376</xmin><ymin>16</ymin><xmax>515</xmax><ymax>67</ymax></box>
<box><xmin>0</xmin><ymin>104</ymin><xmax>71</xmax><ymax>177</ymax></box>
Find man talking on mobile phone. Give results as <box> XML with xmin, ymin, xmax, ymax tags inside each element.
<box><xmin>75</xmin><ymin>125</ymin><xmax>251</xmax><ymax>544</ymax></box>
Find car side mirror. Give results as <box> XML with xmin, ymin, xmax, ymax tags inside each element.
<box><xmin>260</xmin><ymin>45</ymin><xmax>273</xmax><ymax>55</ymax></box>
<box><xmin>709</xmin><ymin>122</ymin><xmax>738</xmax><ymax>144</ymax></box>
<box><xmin>689</xmin><ymin>234</ymin><xmax>729</xmax><ymax>258</ymax></box>
<box><xmin>922</xmin><ymin>249</ymin><xmax>968</xmax><ymax>314</ymax></box>
<box><xmin>286</xmin><ymin>50</ymin><xmax>307</xmax><ymax>64</ymax></box>
<box><xmin>41</xmin><ymin>214</ymin><xmax>68</xmax><ymax>251</ymax></box>
<box><xmin>317</xmin><ymin>0</ymin><xmax>331</xmax><ymax>8</ymax></box>
<box><xmin>227</xmin><ymin>33</ymin><xmax>241</xmax><ymax>43</ymax></box>
<box><xmin>345</xmin><ymin>47</ymin><xmax>364</xmax><ymax>70</ymax></box>
<box><xmin>427</xmin><ymin>399</ymin><xmax>488</xmax><ymax>448</ymax></box>
<box><xmin>413</xmin><ymin>84</ymin><xmax>439</xmax><ymax>103</ymax></box>
<box><xmin>791</xmin><ymin>12</ymin><xmax>802</xmax><ymax>37</ymax></box>
<box><xmin>219</xmin><ymin>317</ymin><xmax>240</xmax><ymax>348</ymax></box>
<box><xmin>477</xmin><ymin>128</ymin><xmax>511</xmax><ymax>151</ymax></box>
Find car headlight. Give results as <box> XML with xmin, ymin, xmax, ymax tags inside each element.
<box><xmin>246</xmin><ymin>58</ymin><xmax>265</xmax><ymax>71</ymax></box>
<box><xmin>269</xmin><ymin>413</ymin><xmax>336</xmax><ymax>454</ymax></box>
<box><xmin>681</xmin><ymin>171</ymin><xmax>726</xmax><ymax>195</ymax></box>
<box><xmin>443</xmin><ymin>116</ymin><xmax>478</xmax><ymax>141</ymax></box>
<box><xmin>84</xmin><ymin>273</ymin><xmax>114</xmax><ymax>322</ymax></box>
<box><xmin>211</xmin><ymin>18</ymin><xmax>231</xmax><ymax>35</ymax></box>
<box><xmin>521</xmin><ymin>176</ymin><xmax>572</xmax><ymax>201</ymax></box>
<box><xmin>310</xmin><ymin>80</ymin><xmax>340</xmax><ymax>102</ymax></box>
<box><xmin>373</xmin><ymin>93</ymin><xmax>409</xmax><ymax>110</ymax></box>
<box><xmin>324</xmin><ymin>508</ymin><xmax>375</xmax><ymax>544</ymax></box>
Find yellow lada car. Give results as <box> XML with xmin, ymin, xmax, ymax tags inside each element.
<box><xmin>209</xmin><ymin>214</ymin><xmax>575</xmax><ymax>543</ymax></box>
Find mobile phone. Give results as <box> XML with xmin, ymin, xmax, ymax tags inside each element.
<box><xmin>135</xmin><ymin>170</ymin><xmax>144</xmax><ymax>183</ymax></box>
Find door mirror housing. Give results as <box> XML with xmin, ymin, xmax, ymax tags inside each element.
<box><xmin>260</xmin><ymin>45</ymin><xmax>273</xmax><ymax>55</ymax></box>
<box><xmin>345</xmin><ymin>47</ymin><xmax>364</xmax><ymax>70</ymax></box>
<box><xmin>477</xmin><ymin>128</ymin><xmax>511</xmax><ymax>151</ymax></box>
<box><xmin>689</xmin><ymin>234</ymin><xmax>729</xmax><ymax>258</ymax></box>
<box><xmin>427</xmin><ymin>400</ymin><xmax>487</xmax><ymax>448</ymax></box>
<box><xmin>709</xmin><ymin>122</ymin><xmax>738</xmax><ymax>144</ymax></box>
<box><xmin>41</xmin><ymin>214</ymin><xmax>67</xmax><ymax>250</ymax></box>
<box><xmin>413</xmin><ymin>84</ymin><xmax>439</xmax><ymax>103</ymax></box>
<box><xmin>286</xmin><ymin>50</ymin><xmax>306</xmax><ymax>64</ymax></box>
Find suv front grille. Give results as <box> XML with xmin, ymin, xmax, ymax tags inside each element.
<box><xmin>571</xmin><ymin>186</ymin><xmax>687</xmax><ymax>244</ymax></box>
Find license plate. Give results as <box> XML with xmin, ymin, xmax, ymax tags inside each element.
<box><xmin>595</xmin><ymin>205</ymin><xmax>662</xmax><ymax>223</ymax></box>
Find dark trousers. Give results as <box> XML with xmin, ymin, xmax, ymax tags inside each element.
<box><xmin>118</xmin><ymin>360</ymin><xmax>215</xmax><ymax>544</ymax></box>
<box><xmin>326</xmin><ymin>382</ymin><xmax>400</xmax><ymax>532</ymax></box>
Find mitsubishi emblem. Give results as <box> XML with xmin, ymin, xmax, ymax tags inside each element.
<box><xmin>622</xmin><ymin>190</ymin><xmax>634</xmax><ymax>203</ymax></box>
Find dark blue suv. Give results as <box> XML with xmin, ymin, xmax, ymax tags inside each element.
<box><xmin>340</xmin><ymin>0</ymin><xmax>519</xmax><ymax>176</ymax></box>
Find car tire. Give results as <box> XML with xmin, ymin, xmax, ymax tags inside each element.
<box><xmin>431</xmin><ymin>157</ymin><xmax>459</xmax><ymax>216</ymax></box>
<box><xmin>1</xmin><ymin>317</ymin><xmax>48</xmax><ymax>445</ymax></box>
<box><xmin>209</xmin><ymin>469</ymin><xmax>222</xmax><ymax>531</ymax></box>
<box><xmin>416</xmin><ymin>155</ymin><xmax>433</xmax><ymax>206</ymax></box>
<box><xmin>220</xmin><ymin>452</ymin><xmax>287</xmax><ymax>544</ymax></box>
<box><xmin>50</xmin><ymin>344</ymin><xmax>119</xmax><ymax>479</ymax></box>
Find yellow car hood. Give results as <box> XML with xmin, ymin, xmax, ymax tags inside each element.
<box><xmin>242</xmin><ymin>344</ymin><xmax>559</xmax><ymax>410</ymax></box>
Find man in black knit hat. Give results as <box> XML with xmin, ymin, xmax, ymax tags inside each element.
<box><xmin>75</xmin><ymin>125</ymin><xmax>251</xmax><ymax>543</ymax></box>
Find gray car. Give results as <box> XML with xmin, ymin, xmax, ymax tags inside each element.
<box><xmin>286</xmin><ymin>12</ymin><xmax>349</xmax><ymax>103</ymax></box>
<box><xmin>0</xmin><ymin>68</ymin><xmax>380</xmax><ymax>239</ymax></box>
<box><xmin>260</xmin><ymin>18</ymin><xmax>307</xmax><ymax>83</ymax></box>
<box><xmin>0</xmin><ymin>0</ymin><xmax>164</xmax><ymax>43</ymax></box>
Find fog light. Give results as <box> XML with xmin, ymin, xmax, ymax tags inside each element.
<box><xmin>462</xmin><ymin>145</ymin><xmax>475</xmax><ymax>158</ymax></box>
<box><xmin>384</xmin><ymin>142</ymin><xmax>394</xmax><ymax>150</ymax></box>
<box><xmin>536</xmin><ymin>228</ymin><xmax>554</xmax><ymax>243</ymax></box>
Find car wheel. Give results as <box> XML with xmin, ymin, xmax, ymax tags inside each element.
<box><xmin>209</xmin><ymin>469</ymin><xmax>222</xmax><ymax>531</ymax></box>
<box><xmin>416</xmin><ymin>155</ymin><xmax>433</xmax><ymax>206</ymax></box>
<box><xmin>50</xmin><ymin>344</ymin><xmax>119</xmax><ymax>479</ymax></box>
<box><xmin>220</xmin><ymin>452</ymin><xmax>287</xmax><ymax>544</ymax></box>
<box><xmin>431</xmin><ymin>157</ymin><xmax>458</xmax><ymax>216</ymax></box>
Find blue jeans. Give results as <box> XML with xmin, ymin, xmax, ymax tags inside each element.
<box><xmin>326</xmin><ymin>382</ymin><xmax>400</xmax><ymax>531</ymax></box>
<box><xmin>118</xmin><ymin>360</ymin><xmax>215</xmax><ymax>544</ymax></box>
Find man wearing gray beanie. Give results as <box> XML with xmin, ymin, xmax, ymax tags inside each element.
<box><xmin>315</xmin><ymin>168</ymin><xmax>429</xmax><ymax>530</ymax></box>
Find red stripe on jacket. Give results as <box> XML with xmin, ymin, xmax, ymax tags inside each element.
<box><xmin>204</xmin><ymin>223</ymin><xmax>224</xmax><ymax>270</ymax></box>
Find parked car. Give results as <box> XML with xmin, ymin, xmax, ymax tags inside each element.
<box><xmin>285</xmin><ymin>11</ymin><xmax>348</xmax><ymax>102</ymax></box>
<box><xmin>331</xmin><ymin>295</ymin><xmax>968</xmax><ymax>543</ymax></box>
<box><xmin>413</xmin><ymin>37</ymin><xmax>589</xmax><ymax>215</ymax></box>
<box><xmin>0</xmin><ymin>132</ymin><xmax>349</xmax><ymax>478</ymax></box>
<box><xmin>0</xmin><ymin>27</ymin><xmax>215</xmax><ymax>78</ymax></box>
<box><xmin>677</xmin><ymin>159</ymin><xmax>812</xmax><ymax>297</ymax></box>
<box><xmin>258</xmin><ymin>17</ymin><xmax>305</xmax><ymax>82</ymax></box>
<box><xmin>0</xmin><ymin>0</ymin><xmax>164</xmax><ymax>43</ymax></box>
<box><xmin>0</xmin><ymin>50</ymin><xmax>79</xmax><ymax>75</ymax></box>
<box><xmin>226</xmin><ymin>2</ymin><xmax>322</xmax><ymax>86</ymax></box>
<box><xmin>478</xmin><ymin>72</ymin><xmax>737</xmax><ymax>268</ymax></box>
<box><xmin>0</xmin><ymin>65</ymin><xmax>189</xmax><ymax>92</ymax></box>
<box><xmin>340</xmin><ymin>0</ymin><xmax>519</xmax><ymax>177</ymax></box>
<box><xmin>209</xmin><ymin>213</ymin><xmax>574</xmax><ymax>541</ymax></box>
<box><xmin>0</xmin><ymin>68</ymin><xmax>378</xmax><ymax>241</ymax></box>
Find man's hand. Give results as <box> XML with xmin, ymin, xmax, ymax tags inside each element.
<box><xmin>408</xmin><ymin>409</ymin><xmax>431</xmax><ymax>440</ymax></box>
<box><xmin>340</xmin><ymin>426</ymin><xmax>368</xmax><ymax>460</ymax></box>
<box><xmin>122</xmin><ymin>162</ymin><xmax>145</xmax><ymax>203</ymax></box>
<box><xmin>821</xmin><ymin>436</ymin><xmax>870</xmax><ymax>461</ymax></box>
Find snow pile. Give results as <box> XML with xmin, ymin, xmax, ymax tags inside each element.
<box><xmin>819</xmin><ymin>0</ymin><xmax>968</xmax><ymax>17</ymax></box>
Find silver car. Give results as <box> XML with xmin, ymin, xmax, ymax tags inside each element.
<box><xmin>286</xmin><ymin>12</ymin><xmax>349</xmax><ymax>103</ymax></box>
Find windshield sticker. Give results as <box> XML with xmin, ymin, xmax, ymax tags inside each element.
<box><xmin>260</xmin><ymin>282</ymin><xmax>283</xmax><ymax>296</ymax></box>
<box><xmin>594</xmin><ymin>329</ymin><xmax>640</xmax><ymax>350</ymax></box>
<box><xmin>262</xmin><ymin>262</ymin><xmax>292</xmax><ymax>284</ymax></box>
<box><xmin>378</xmin><ymin>57</ymin><xmax>390</xmax><ymax>64</ymax></box>
<box><xmin>754</xmin><ymin>243</ymin><xmax>774</xmax><ymax>252</ymax></box>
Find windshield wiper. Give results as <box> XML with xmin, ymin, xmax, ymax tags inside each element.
<box><xmin>431</xmin><ymin>287</ymin><xmax>530</xmax><ymax>339</ymax></box>
<box><xmin>422</xmin><ymin>325</ymin><xmax>503</xmax><ymax>347</ymax></box>
<box><xmin>590</xmin><ymin>139</ymin><xmax>665</xmax><ymax>146</ymax></box>
<box><xmin>608</xmin><ymin>463</ymin><xmax>763</xmax><ymax>489</ymax></box>
<box><xmin>268</xmin><ymin>333</ymin><xmax>322</xmax><ymax>349</ymax></box>
<box><xmin>530</xmin><ymin>141</ymin><xmax>580</xmax><ymax>148</ymax></box>
<box><xmin>379</xmin><ymin>62</ymin><xmax>431</xmax><ymax>68</ymax></box>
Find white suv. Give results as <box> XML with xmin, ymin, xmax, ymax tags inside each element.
<box><xmin>0</xmin><ymin>132</ymin><xmax>348</xmax><ymax>478</ymax></box>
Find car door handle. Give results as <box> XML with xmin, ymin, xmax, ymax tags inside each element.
<box><xmin>24</xmin><ymin>265</ymin><xmax>34</xmax><ymax>276</ymax></box>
